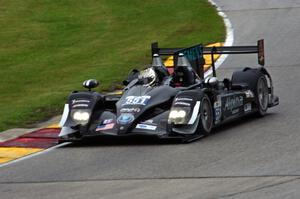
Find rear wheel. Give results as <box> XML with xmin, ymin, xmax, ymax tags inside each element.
<box><xmin>256</xmin><ymin>75</ymin><xmax>269</xmax><ymax>116</ymax></box>
<box><xmin>198</xmin><ymin>95</ymin><xmax>213</xmax><ymax>135</ymax></box>
<box><xmin>231</xmin><ymin>68</ymin><xmax>270</xmax><ymax>117</ymax></box>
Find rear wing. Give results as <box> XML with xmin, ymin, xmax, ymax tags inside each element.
<box><xmin>151</xmin><ymin>39</ymin><xmax>265</xmax><ymax>78</ymax></box>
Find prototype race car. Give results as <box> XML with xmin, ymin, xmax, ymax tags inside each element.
<box><xmin>59</xmin><ymin>40</ymin><xmax>279</xmax><ymax>142</ymax></box>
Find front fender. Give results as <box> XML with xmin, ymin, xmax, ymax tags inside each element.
<box><xmin>59</xmin><ymin>91</ymin><xmax>104</xmax><ymax>133</ymax></box>
<box><xmin>169</xmin><ymin>89</ymin><xmax>204</xmax><ymax>134</ymax></box>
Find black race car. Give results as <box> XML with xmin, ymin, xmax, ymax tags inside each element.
<box><xmin>59</xmin><ymin>40</ymin><xmax>279</xmax><ymax>142</ymax></box>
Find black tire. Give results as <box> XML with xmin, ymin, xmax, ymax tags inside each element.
<box><xmin>256</xmin><ymin>75</ymin><xmax>269</xmax><ymax>116</ymax></box>
<box><xmin>197</xmin><ymin>95</ymin><xmax>213</xmax><ymax>135</ymax></box>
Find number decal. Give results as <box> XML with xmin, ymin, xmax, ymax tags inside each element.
<box><xmin>123</xmin><ymin>96</ymin><xmax>151</xmax><ymax>106</ymax></box>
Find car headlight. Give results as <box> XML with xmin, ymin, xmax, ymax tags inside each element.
<box><xmin>71</xmin><ymin>110</ymin><xmax>90</xmax><ymax>125</ymax></box>
<box><xmin>168</xmin><ymin>109</ymin><xmax>188</xmax><ymax>124</ymax></box>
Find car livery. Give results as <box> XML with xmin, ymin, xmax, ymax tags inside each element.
<box><xmin>59</xmin><ymin>40</ymin><xmax>279</xmax><ymax>143</ymax></box>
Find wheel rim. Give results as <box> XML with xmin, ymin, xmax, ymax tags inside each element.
<box><xmin>201</xmin><ymin>98</ymin><xmax>213</xmax><ymax>132</ymax></box>
<box><xmin>257</xmin><ymin>76</ymin><xmax>268</xmax><ymax>111</ymax></box>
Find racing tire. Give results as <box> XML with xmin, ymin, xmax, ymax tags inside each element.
<box><xmin>256</xmin><ymin>75</ymin><xmax>269</xmax><ymax>116</ymax></box>
<box><xmin>197</xmin><ymin>95</ymin><xmax>213</xmax><ymax>135</ymax></box>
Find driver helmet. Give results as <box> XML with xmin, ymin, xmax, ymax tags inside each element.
<box><xmin>138</xmin><ymin>67</ymin><xmax>157</xmax><ymax>86</ymax></box>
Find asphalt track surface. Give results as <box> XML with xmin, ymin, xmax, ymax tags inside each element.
<box><xmin>1</xmin><ymin>1</ymin><xmax>300</xmax><ymax>198</ymax></box>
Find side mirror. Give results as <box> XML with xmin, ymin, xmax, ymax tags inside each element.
<box><xmin>83</xmin><ymin>79</ymin><xmax>99</xmax><ymax>91</ymax></box>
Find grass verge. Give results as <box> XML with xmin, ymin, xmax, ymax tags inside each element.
<box><xmin>0</xmin><ymin>0</ymin><xmax>225</xmax><ymax>131</ymax></box>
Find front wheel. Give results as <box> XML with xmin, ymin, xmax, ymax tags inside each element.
<box><xmin>197</xmin><ymin>95</ymin><xmax>213</xmax><ymax>135</ymax></box>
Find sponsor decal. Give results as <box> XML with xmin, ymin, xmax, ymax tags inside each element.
<box><xmin>117</xmin><ymin>113</ymin><xmax>135</xmax><ymax>125</ymax></box>
<box><xmin>214</xmin><ymin>95</ymin><xmax>222</xmax><ymax>108</ymax></box>
<box><xmin>177</xmin><ymin>44</ymin><xmax>203</xmax><ymax>61</ymax></box>
<box><xmin>103</xmin><ymin>119</ymin><xmax>113</xmax><ymax>124</ymax></box>
<box><xmin>136</xmin><ymin>124</ymin><xmax>157</xmax><ymax>131</ymax></box>
<box><xmin>95</xmin><ymin>123</ymin><xmax>115</xmax><ymax>131</ymax></box>
<box><xmin>106</xmin><ymin>97</ymin><xmax>120</xmax><ymax>101</ymax></box>
<box><xmin>175</xmin><ymin>97</ymin><xmax>193</xmax><ymax>102</ymax></box>
<box><xmin>214</xmin><ymin>95</ymin><xmax>222</xmax><ymax>124</ymax></box>
<box><xmin>224</xmin><ymin>95</ymin><xmax>244</xmax><ymax>112</ymax></box>
<box><xmin>214</xmin><ymin>107</ymin><xmax>221</xmax><ymax>124</ymax></box>
<box><xmin>123</xmin><ymin>96</ymin><xmax>151</xmax><ymax>106</ymax></box>
<box><xmin>244</xmin><ymin>103</ymin><xmax>252</xmax><ymax>112</ymax></box>
<box><xmin>72</xmin><ymin>104</ymin><xmax>89</xmax><ymax>108</ymax></box>
<box><xmin>72</xmin><ymin>99</ymin><xmax>90</xmax><ymax>105</ymax></box>
<box><xmin>174</xmin><ymin>96</ymin><xmax>193</xmax><ymax>107</ymax></box>
<box><xmin>244</xmin><ymin>90</ymin><xmax>254</xmax><ymax>98</ymax></box>
<box><xmin>120</xmin><ymin>108</ymin><xmax>141</xmax><ymax>113</ymax></box>
<box><xmin>71</xmin><ymin>99</ymin><xmax>90</xmax><ymax>108</ymax></box>
<box><xmin>174</xmin><ymin>102</ymin><xmax>191</xmax><ymax>106</ymax></box>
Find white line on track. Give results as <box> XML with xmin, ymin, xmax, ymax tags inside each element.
<box><xmin>205</xmin><ymin>0</ymin><xmax>234</xmax><ymax>78</ymax></box>
<box><xmin>0</xmin><ymin>142</ymin><xmax>70</xmax><ymax>168</ymax></box>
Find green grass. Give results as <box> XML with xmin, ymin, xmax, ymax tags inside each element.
<box><xmin>0</xmin><ymin>0</ymin><xmax>225</xmax><ymax>131</ymax></box>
